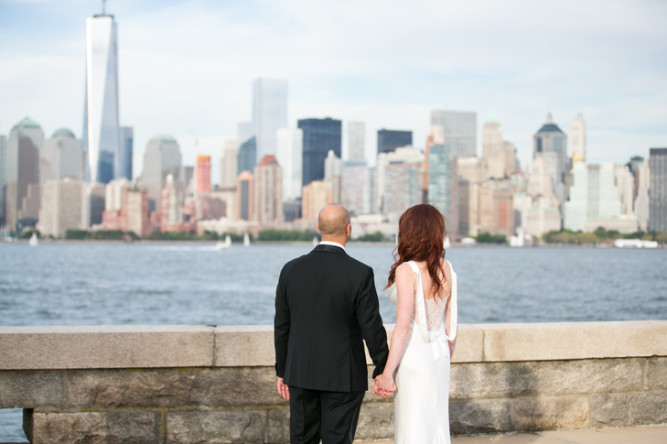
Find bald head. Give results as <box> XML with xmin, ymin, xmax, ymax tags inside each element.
<box><xmin>318</xmin><ymin>204</ymin><xmax>351</xmax><ymax>242</ymax></box>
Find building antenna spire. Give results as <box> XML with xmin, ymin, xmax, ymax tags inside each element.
<box><xmin>102</xmin><ymin>0</ymin><xmax>106</xmax><ymax>15</ymax></box>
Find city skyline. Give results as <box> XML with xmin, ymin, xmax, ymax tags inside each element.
<box><xmin>1</xmin><ymin>0</ymin><xmax>666</xmax><ymax>181</ymax></box>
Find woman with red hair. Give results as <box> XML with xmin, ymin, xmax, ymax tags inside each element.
<box><xmin>373</xmin><ymin>203</ymin><xmax>458</xmax><ymax>443</ymax></box>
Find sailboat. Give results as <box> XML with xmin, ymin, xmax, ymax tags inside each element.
<box><xmin>444</xmin><ymin>236</ymin><xmax>451</xmax><ymax>249</ymax></box>
<box><xmin>243</xmin><ymin>233</ymin><xmax>250</xmax><ymax>248</ymax></box>
<box><xmin>215</xmin><ymin>235</ymin><xmax>232</xmax><ymax>250</ymax></box>
<box><xmin>28</xmin><ymin>232</ymin><xmax>38</xmax><ymax>247</ymax></box>
<box><xmin>312</xmin><ymin>235</ymin><xmax>318</xmax><ymax>246</ymax></box>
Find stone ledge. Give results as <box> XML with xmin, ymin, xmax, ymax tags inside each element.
<box><xmin>480</xmin><ymin>321</ymin><xmax>667</xmax><ymax>362</ymax></box>
<box><xmin>1</xmin><ymin>321</ymin><xmax>666</xmax><ymax>370</ymax></box>
<box><xmin>0</xmin><ymin>325</ymin><xmax>214</xmax><ymax>370</ymax></box>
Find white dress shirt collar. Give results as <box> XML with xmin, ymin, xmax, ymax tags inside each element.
<box><xmin>319</xmin><ymin>240</ymin><xmax>346</xmax><ymax>251</ymax></box>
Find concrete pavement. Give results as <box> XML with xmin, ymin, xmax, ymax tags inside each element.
<box><xmin>358</xmin><ymin>425</ymin><xmax>667</xmax><ymax>444</ymax></box>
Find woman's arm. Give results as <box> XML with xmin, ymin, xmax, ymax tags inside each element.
<box><xmin>444</xmin><ymin>261</ymin><xmax>457</xmax><ymax>358</ymax></box>
<box><xmin>373</xmin><ymin>263</ymin><xmax>415</xmax><ymax>396</ymax></box>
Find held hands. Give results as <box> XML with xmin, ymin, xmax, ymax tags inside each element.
<box><xmin>372</xmin><ymin>373</ymin><xmax>396</xmax><ymax>399</ymax></box>
<box><xmin>276</xmin><ymin>377</ymin><xmax>290</xmax><ymax>400</ymax></box>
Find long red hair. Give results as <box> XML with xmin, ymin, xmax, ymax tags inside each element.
<box><xmin>386</xmin><ymin>204</ymin><xmax>448</xmax><ymax>298</ymax></box>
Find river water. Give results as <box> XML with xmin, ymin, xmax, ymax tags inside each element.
<box><xmin>1</xmin><ymin>242</ymin><xmax>666</xmax><ymax>440</ymax></box>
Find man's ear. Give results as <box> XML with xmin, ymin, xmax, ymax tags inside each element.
<box><xmin>346</xmin><ymin>224</ymin><xmax>351</xmax><ymax>237</ymax></box>
<box><xmin>317</xmin><ymin>224</ymin><xmax>322</xmax><ymax>234</ymax></box>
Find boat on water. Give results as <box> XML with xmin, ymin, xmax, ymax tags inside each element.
<box><xmin>312</xmin><ymin>235</ymin><xmax>318</xmax><ymax>246</ymax></box>
<box><xmin>215</xmin><ymin>235</ymin><xmax>232</xmax><ymax>250</ymax></box>
<box><xmin>28</xmin><ymin>232</ymin><xmax>38</xmax><ymax>247</ymax></box>
<box><xmin>613</xmin><ymin>239</ymin><xmax>658</xmax><ymax>249</ymax></box>
<box><xmin>243</xmin><ymin>233</ymin><xmax>250</xmax><ymax>248</ymax></box>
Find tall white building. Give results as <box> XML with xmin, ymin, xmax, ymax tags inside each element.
<box><xmin>219</xmin><ymin>140</ymin><xmax>238</xmax><ymax>189</ymax></box>
<box><xmin>41</xmin><ymin>129</ymin><xmax>84</xmax><ymax>183</ymax></box>
<box><xmin>570</xmin><ymin>114</ymin><xmax>586</xmax><ymax>161</ymax></box>
<box><xmin>347</xmin><ymin>121</ymin><xmax>366</xmax><ymax>162</ymax></box>
<box><xmin>83</xmin><ymin>10</ymin><xmax>121</xmax><ymax>184</ymax></box>
<box><xmin>482</xmin><ymin>121</ymin><xmax>503</xmax><ymax>159</ymax></box>
<box><xmin>564</xmin><ymin>162</ymin><xmax>638</xmax><ymax>233</ymax></box>
<box><xmin>342</xmin><ymin>161</ymin><xmax>374</xmax><ymax>216</ymax></box>
<box><xmin>376</xmin><ymin>146</ymin><xmax>424</xmax><ymax>214</ymax></box>
<box><xmin>252</xmin><ymin>78</ymin><xmax>288</xmax><ymax>163</ymax></box>
<box><xmin>38</xmin><ymin>178</ymin><xmax>85</xmax><ymax>238</ymax></box>
<box><xmin>140</xmin><ymin>135</ymin><xmax>182</xmax><ymax>212</ymax></box>
<box><xmin>276</xmin><ymin>129</ymin><xmax>303</xmax><ymax>201</ymax></box>
<box><xmin>634</xmin><ymin>159</ymin><xmax>650</xmax><ymax>231</ymax></box>
<box><xmin>614</xmin><ymin>165</ymin><xmax>635</xmax><ymax>216</ymax></box>
<box><xmin>324</xmin><ymin>150</ymin><xmax>342</xmax><ymax>203</ymax></box>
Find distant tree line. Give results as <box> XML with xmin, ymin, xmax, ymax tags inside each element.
<box><xmin>258</xmin><ymin>229</ymin><xmax>318</xmax><ymax>242</ymax></box>
<box><xmin>543</xmin><ymin>228</ymin><xmax>667</xmax><ymax>245</ymax></box>
<box><xmin>475</xmin><ymin>232</ymin><xmax>507</xmax><ymax>244</ymax></box>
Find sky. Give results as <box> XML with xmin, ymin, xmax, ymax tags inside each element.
<box><xmin>1</xmin><ymin>0</ymin><xmax>666</xmax><ymax>182</ymax></box>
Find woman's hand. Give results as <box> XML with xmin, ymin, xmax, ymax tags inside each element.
<box><xmin>372</xmin><ymin>373</ymin><xmax>396</xmax><ymax>399</ymax></box>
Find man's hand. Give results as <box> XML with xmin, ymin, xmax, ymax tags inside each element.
<box><xmin>276</xmin><ymin>377</ymin><xmax>290</xmax><ymax>400</ymax></box>
<box><xmin>371</xmin><ymin>373</ymin><xmax>396</xmax><ymax>399</ymax></box>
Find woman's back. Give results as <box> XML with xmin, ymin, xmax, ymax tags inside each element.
<box><xmin>406</xmin><ymin>260</ymin><xmax>452</xmax><ymax>332</ymax></box>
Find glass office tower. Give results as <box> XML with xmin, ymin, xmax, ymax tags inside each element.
<box><xmin>298</xmin><ymin>118</ymin><xmax>342</xmax><ymax>187</ymax></box>
<box><xmin>430</xmin><ymin>110</ymin><xmax>477</xmax><ymax>158</ymax></box>
<box><xmin>83</xmin><ymin>12</ymin><xmax>121</xmax><ymax>184</ymax></box>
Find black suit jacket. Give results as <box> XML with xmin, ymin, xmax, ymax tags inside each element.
<box><xmin>274</xmin><ymin>244</ymin><xmax>389</xmax><ymax>392</ymax></box>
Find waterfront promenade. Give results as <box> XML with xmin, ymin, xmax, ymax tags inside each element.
<box><xmin>360</xmin><ymin>425</ymin><xmax>667</xmax><ymax>443</ymax></box>
<box><xmin>1</xmin><ymin>322</ymin><xmax>665</xmax><ymax>442</ymax></box>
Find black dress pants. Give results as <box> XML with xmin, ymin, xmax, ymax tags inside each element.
<box><xmin>288</xmin><ymin>386</ymin><xmax>365</xmax><ymax>444</ymax></box>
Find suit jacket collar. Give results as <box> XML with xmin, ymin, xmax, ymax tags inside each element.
<box><xmin>313</xmin><ymin>243</ymin><xmax>347</xmax><ymax>255</ymax></box>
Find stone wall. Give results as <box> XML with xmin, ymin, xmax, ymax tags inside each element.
<box><xmin>1</xmin><ymin>322</ymin><xmax>666</xmax><ymax>443</ymax></box>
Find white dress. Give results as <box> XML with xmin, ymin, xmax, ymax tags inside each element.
<box><xmin>389</xmin><ymin>260</ymin><xmax>458</xmax><ymax>444</ymax></box>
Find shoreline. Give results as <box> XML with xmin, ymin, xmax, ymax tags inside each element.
<box><xmin>4</xmin><ymin>238</ymin><xmax>665</xmax><ymax>249</ymax></box>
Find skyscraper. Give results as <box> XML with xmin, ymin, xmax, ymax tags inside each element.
<box><xmin>254</xmin><ymin>155</ymin><xmax>282</xmax><ymax>225</ymax></box>
<box><xmin>430</xmin><ymin>110</ymin><xmax>477</xmax><ymax>158</ymax></box>
<box><xmin>0</xmin><ymin>134</ymin><xmax>6</xmax><ymax>225</ymax></box>
<box><xmin>276</xmin><ymin>129</ymin><xmax>303</xmax><ymax>201</ymax></box>
<box><xmin>140</xmin><ymin>135</ymin><xmax>182</xmax><ymax>212</ymax></box>
<box><xmin>533</xmin><ymin>113</ymin><xmax>569</xmax><ymax>210</ymax></box>
<box><xmin>428</xmin><ymin>143</ymin><xmax>457</xmax><ymax>240</ymax></box>
<box><xmin>347</xmin><ymin>121</ymin><xmax>365</xmax><ymax>162</ymax></box>
<box><xmin>38</xmin><ymin>178</ymin><xmax>85</xmax><ymax>238</ymax></box>
<box><xmin>219</xmin><ymin>141</ymin><xmax>238</xmax><ymax>189</ymax></box>
<box><xmin>377</xmin><ymin>129</ymin><xmax>412</xmax><ymax>155</ymax></box>
<box><xmin>252</xmin><ymin>78</ymin><xmax>288</xmax><ymax>163</ymax></box>
<box><xmin>196</xmin><ymin>155</ymin><xmax>212</xmax><ymax>194</ymax></box>
<box><xmin>570</xmin><ymin>114</ymin><xmax>586</xmax><ymax>161</ymax></box>
<box><xmin>83</xmin><ymin>9</ymin><xmax>121</xmax><ymax>184</ymax></box>
<box><xmin>41</xmin><ymin>129</ymin><xmax>84</xmax><ymax>183</ymax></box>
<box><xmin>649</xmin><ymin>148</ymin><xmax>667</xmax><ymax>232</ymax></box>
<box><xmin>236</xmin><ymin>171</ymin><xmax>254</xmax><ymax>221</ymax></box>
<box><xmin>298</xmin><ymin>118</ymin><xmax>342</xmax><ymax>187</ymax></box>
<box><xmin>119</xmin><ymin>127</ymin><xmax>133</xmax><ymax>180</ymax></box>
<box><xmin>563</xmin><ymin>162</ymin><xmax>629</xmax><ymax>232</ymax></box>
<box><xmin>237</xmin><ymin>137</ymin><xmax>257</xmax><ymax>174</ymax></box>
<box><xmin>5</xmin><ymin>117</ymin><xmax>43</xmax><ymax>232</ymax></box>
<box><xmin>342</xmin><ymin>161</ymin><xmax>374</xmax><ymax>216</ymax></box>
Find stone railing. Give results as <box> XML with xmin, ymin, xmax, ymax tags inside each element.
<box><xmin>1</xmin><ymin>321</ymin><xmax>666</xmax><ymax>443</ymax></box>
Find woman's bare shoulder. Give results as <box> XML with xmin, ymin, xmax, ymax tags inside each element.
<box><xmin>395</xmin><ymin>262</ymin><xmax>416</xmax><ymax>281</ymax></box>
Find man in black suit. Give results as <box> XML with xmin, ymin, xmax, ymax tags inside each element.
<box><xmin>274</xmin><ymin>204</ymin><xmax>389</xmax><ymax>444</ymax></box>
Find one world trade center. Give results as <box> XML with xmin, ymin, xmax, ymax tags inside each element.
<box><xmin>83</xmin><ymin>6</ymin><xmax>121</xmax><ymax>184</ymax></box>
